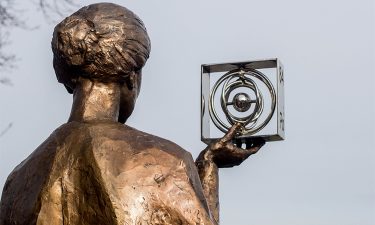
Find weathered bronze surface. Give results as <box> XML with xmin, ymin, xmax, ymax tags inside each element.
<box><xmin>0</xmin><ymin>3</ymin><xmax>264</xmax><ymax>225</ymax></box>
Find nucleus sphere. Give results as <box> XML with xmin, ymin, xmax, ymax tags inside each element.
<box><xmin>233</xmin><ymin>93</ymin><xmax>252</xmax><ymax>112</ymax></box>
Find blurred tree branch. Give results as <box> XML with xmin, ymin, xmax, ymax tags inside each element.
<box><xmin>0</xmin><ymin>0</ymin><xmax>76</xmax><ymax>137</ymax></box>
<box><xmin>38</xmin><ymin>0</ymin><xmax>77</xmax><ymax>21</ymax></box>
<box><xmin>0</xmin><ymin>0</ymin><xmax>76</xmax><ymax>72</ymax></box>
<box><xmin>0</xmin><ymin>122</ymin><xmax>12</xmax><ymax>138</ymax></box>
<box><xmin>0</xmin><ymin>0</ymin><xmax>22</xmax><ymax>70</ymax></box>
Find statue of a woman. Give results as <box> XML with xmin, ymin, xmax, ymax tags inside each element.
<box><xmin>0</xmin><ymin>3</ymin><xmax>264</xmax><ymax>225</ymax></box>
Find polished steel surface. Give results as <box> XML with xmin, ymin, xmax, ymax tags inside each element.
<box><xmin>232</xmin><ymin>93</ymin><xmax>252</xmax><ymax>112</ymax></box>
<box><xmin>201</xmin><ymin>59</ymin><xmax>285</xmax><ymax>144</ymax></box>
<box><xmin>209</xmin><ymin>68</ymin><xmax>276</xmax><ymax>136</ymax></box>
<box><xmin>0</xmin><ymin>3</ymin><xmax>265</xmax><ymax>225</ymax></box>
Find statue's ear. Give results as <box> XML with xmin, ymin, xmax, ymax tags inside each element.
<box><xmin>126</xmin><ymin>72</ymin><xmax>136</xmax><ymax>90</ymax></box>
<box><xmin>64</xmin><ymin>84</ymin><xmax>74</xmax><ymax>94</ymax></box>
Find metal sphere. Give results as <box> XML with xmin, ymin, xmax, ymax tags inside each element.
<box><xmin>233</xmin><ymin>93</ymin><xmax>251</xmax><ymax>112</ymax></box>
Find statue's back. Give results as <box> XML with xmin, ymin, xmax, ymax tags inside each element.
<box><xmin>0</xmin><ymin>121</ymin><xmax>215</xmax><ymax>225</ymax></box>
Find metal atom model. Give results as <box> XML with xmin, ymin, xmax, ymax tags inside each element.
<box><xmin>201</xmin><ymin>59</ymin><xmax>285</xmax><ymax>144</ymax></box>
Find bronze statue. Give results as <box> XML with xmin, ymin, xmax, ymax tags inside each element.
<box><xmin>0</xmin><ymin>3</ymin><xmax>264</xmax><ymax>225</ymax></box>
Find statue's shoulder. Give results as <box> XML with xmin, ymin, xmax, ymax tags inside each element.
<box><xmin>83</xmin><ymin>121</ymin><xmax>195</xmax><ymax>162</ymax></box>
<box><xmin>0</xmin><ymin>121</ymin><xmax>84</xmax><ymax>224</ymax></box>
<box><xmin>5</xmin><ymin>122</ymin><xmax>82</xmax><ymax>174</ymax></box>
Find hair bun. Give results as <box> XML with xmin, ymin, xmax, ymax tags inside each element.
<box><xmin>51</xmin><ymin>3</ymin><xmax>151</xmax><ymax>92</ymax></box>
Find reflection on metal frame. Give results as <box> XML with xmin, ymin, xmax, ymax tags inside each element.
<box><xmin>201</xmin><ymin>58</ymin><xmax>285</xmax><ymax>144</ymax></box>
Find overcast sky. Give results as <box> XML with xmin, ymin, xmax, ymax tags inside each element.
<box><xmin>0</xmin><ymin>0</ymin><xmax>374</xmax><ymax>224</ymax></box>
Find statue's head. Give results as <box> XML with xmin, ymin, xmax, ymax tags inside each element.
<box><xmin>52</xmin><ymin>3</ymin><xmax>150</xmax><ymax>122</ymax></box>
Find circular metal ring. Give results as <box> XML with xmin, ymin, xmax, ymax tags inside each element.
<box><xmin>221</xmin><ymin>78</ymin><xmax>263</xmax><ymax>127</ymax></box>
<box><xmin>208</xmin><ymin>68</ymin><xmax>276</xmax><ymax>135</ymax></box>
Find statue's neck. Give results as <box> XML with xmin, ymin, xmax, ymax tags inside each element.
<box><xmin>68</xmin><ymin>79</ymin><xmax>121</xmax><ymax>123</ymax></box>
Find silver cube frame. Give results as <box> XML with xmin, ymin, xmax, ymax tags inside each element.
<box><xmin>201</xmin><ymin>58</ymin><xmax>285</xmax><ymax>144</ymax></box>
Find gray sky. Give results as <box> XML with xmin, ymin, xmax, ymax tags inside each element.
<box><xmin>0</xmin><ymin>0</ymin><xmax>374</xmax><ymax>224</ymax></box>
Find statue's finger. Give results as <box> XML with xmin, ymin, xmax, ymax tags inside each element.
<box><xmin>221</xmin><ymin>123</ymin><xmax>242</xmax><ymax>143</ymax></box>
<box><xmin>232</xmin><ymin>146</ymin><xmax>255</xmax><ymax>163</ymax></box>
<box><xmin>234</xmin><ymin>139</ymin><xmax>243</xmax><ymax>148</ymax></box>
<box><xmin>245</xmin><ymin>138</ymin><xmax>265</xmax><ymax>149</ymax></box>
<box><xmin>230</xmin><ymin>141</ymin><xmax>260</xmax><ymax>155</ymax></box>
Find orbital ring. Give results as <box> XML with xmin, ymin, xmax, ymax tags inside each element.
<box><xmin>221</xmin><ymin>78</ymin><xmax>263</xmax><ymax>127</ymax></box>
<box><xmin>208</xmin><ymin>68</ymin><xmax>276</xmax><ymax>135</ymax></box>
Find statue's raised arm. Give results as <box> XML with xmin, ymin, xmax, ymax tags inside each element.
<box><xmin>196</xmin><ymin>123</ymin><xmax>265</xmax><ymax>223</ymax></box>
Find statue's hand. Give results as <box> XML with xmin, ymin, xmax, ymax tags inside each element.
<box><xmin>199</xmin><ymin>123</ymin><xmax>265</xmax><ymax>168</ymax></box>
